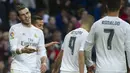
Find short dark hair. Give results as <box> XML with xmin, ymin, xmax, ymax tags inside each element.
<box><xmin>36</xmin><ymin>8</ymin><xmax>44</xmax><ymax>14</ymax></box>
<box><xmin>31</xmin><ymin>15</ymin><xmax>43</xmax><ymax>24</ymax></box>
<box><xmin>106</xmin><ymin>0</ymin><xmax>122</xmax><ymax>11</ymax></box>
<box><xmin>15</xmin><ymin>3</ymin><xmax>26</xmax><ymax>16</ymax></box>
<box><xmin>9</xmin><ymin>9</ymin><xmax>16</xmax><ymax>15</ymax></box>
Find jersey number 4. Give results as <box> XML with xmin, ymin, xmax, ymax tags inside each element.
<box><xmin>69</xmin><ymin>37</ymin><xmax>76</xmax><ymax>55</ymax></box>
<box><xmin>104</xmin><ymin>29</ymin><xmax>114</xmax><ymax>50</ymax></box>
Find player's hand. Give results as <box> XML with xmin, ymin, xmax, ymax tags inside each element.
<box><xmin>41</xmin><ymin>63</ymin><xmax>47</xmax><ymax>73</ymax></box>
<box><xmin>45</xmin><ymin>41</ymin><xmax>59</xmax><ymax>47</ymax></box>
<box><xmin>87</xmin><ymin>71</ymin><xmax>94</xmax><ymax>73</ymax></box>
<box><xmin>21</xmin><ymin>45</ymin><xmax>37</xmax><ymax>54</ymax></box>
<box><xmin>128</xmin><ymin>69</ymin><xmax>130</xmax><ymax>73</ymax></box>
<box><xmin>88</xmin><ymin>64</ymin><xmax>96</xmax><ymax>72</ymax></box>
<box><xmin>52</xmin><ymin>69</ymin><xmax>59</xmax><ymax>73</ymax></box>
<box><xmin>50</xmin><ymin>41</ymin><xmax>59</xmax><ymax>46</ymax></box>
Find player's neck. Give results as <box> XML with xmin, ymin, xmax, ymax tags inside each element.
<box><xmin>107</xmin><ymin>11</ymin><xmax>119</xmax><ymax>17</ymax></box>
<box><xmin>22</xmin><ymin>23</ymin><xmax>32</xmax><ymax>27</ymax></box>
<box><xmin>81</xmin><ymin>25</ymin><xmax>90</xmax><ymax>32</ymax></box>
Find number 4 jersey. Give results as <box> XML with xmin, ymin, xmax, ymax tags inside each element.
<box><xmin>60</xmin><ymin>28</ymin><xmax>88</xmax><ymax>72</ymax></box>
<box><xmin>86</xmin><ymin>16</ymin><xmax>130</xmax><ymax>73</ymax></box>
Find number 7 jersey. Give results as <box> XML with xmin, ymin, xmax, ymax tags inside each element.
<box><xmin>60</xmin><ymin>28</ymin><xmax>88</xmax><ymax>72</ymax></box>
<box><xmin>86</xmin><ymin>16</ymin><xmax>130</xmax><ymax>72</ymax></box>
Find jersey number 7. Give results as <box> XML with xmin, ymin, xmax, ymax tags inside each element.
<box><xmin>104</xmin><ymin>29</ymin><xmax>114</xmax><ymax>50</ymax></box>
<box><xmin>69</xmin><ymin>37</ymin><xmax>76</xmax><ymax>55</ymax></box>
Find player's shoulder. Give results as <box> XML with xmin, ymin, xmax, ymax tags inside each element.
<box><xmin>10</xmin><ymin>23</ymin><xmax>22</xmax><ymax>30</ymax></box>
<box><xmin>91</xmin><ymin>18</ymin><xmax>104</xmax><ymax>28</ymax></box>
<box><xmin>69</xmin><ymin>28</ymin><xmax>88</xmax><ymax>36</ymax></box>
<box><xmin>118</xmin><ymin>18</ymin><xmax>130</xmax><ymax>25</ymax></box>
<box><xmin>93</xmin><ymin>16</ymin><xmax>108</xmax><ymax>25</ymax></box>
<box><xmin>77</xmin><ymin>28</ymin><xmax>89</xmax><ymax>34</ymax></box>
<box><xmin>31</xmin><ymin>25</ymin><xmax>40</xmax><ymax>30</ymax></box>
<box><xmin>116</xmin><ymin>18</ymin><xmax>130</xmax><ymax>29</ymax></box>
<box><xmin>75</xmin><ymin>28</ymin><xmax>85</xmax><ymax>31</ymax></box>
<box><xmin>31</xmin><ymin>25</ymin><xmax>43</xmax><ymax>33</ymax></box>
<box><xmin>65</xmin><ymin>29</ymin><xmax>77</xmax><ymax>37</ymax></box>
<box><xmin>73</xmin><ymin>28</ymin><xmax>86</xmax><ymax>32</ymax></box>
<box><xmin>11</xmin><ymin>23</ymin><xmax>22</xmax><ymax>28</ymax></box>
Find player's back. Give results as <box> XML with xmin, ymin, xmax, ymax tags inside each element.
<box><xmin>60</xmin><ymin>28</ymin><xmax>88</xmax><ymax>72</ymax></box>
<box><xmin>94</xmin><ymin>16</ymin><xmax>130</xmax><ymax>72</ymax></box>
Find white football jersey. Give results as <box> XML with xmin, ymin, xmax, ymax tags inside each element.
<box><xmin>9</xmin><ymin>23</ymin><xmax>47</xmax><ymax>72</ymax></box>
<box><xmin>85</xmin><ymin>16</ymin><xmax>130</xmax><ymax>73</ymax></box>
<box><xmin>60</xmin><ymin>28</ymin><xmax>88</xmax><ymax>72</ymax></box>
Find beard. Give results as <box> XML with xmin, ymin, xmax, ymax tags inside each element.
<box><xmin>21</xmin><ymin>19</ymin><xmax>31</xmax><ymax>25</ymax></box>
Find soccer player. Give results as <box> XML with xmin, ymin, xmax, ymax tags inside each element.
<box><xmin>31</xmin><ymin>15</ymin><xmax>59</xmax><ymax>48</ymax></box>
<box><xmin>52</xmin><ymin>20</ymin><xmax>92</xmax><ymax>73</ymax></box>
<box><xmin>84</xmin><ymin>0</ymin><xmax>130</xmax><ymax>73</ymax></box>
<box><xmin>9</xmin><ymin>4</ymin><xmax>47</xmax><ymax>73</ymax></box>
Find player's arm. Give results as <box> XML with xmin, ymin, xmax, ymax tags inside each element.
<box><xmin>124</xmin><ymin>25</ymin><xmax>130</xmax><ymax>73</ymax></box>
<box><xmin>41</xmin><ymin>56</ymin><xmax>47</xmax><ymax>73</ymax></box>
<box><xmin>78</xmin><ymin>51</ymin><xmax>84</xmax><ymax>73</ymax></box>
<box><xmin>52</xmin><ymin>39</ymin><xmax>65</xmax><ymax>73</ymax></box>
<box><xmin>52</xmin><ymin>50</ymin><xmax>63</xmax><ymax>73</ymax></box>
<box><xmin>9</xmin><ymin>26</ymin><xmax>25</xmax><ymax>55</ymax></box>
<box><xmin>84</xmin><ymin>42</ymin><xmax>95</xmax><ymax>73</ymax></box>
<box><xmin>38</xmin><ymin>30</ymin><xmax>47</xmax><ymax>73</ymax></box>
<box><xmin>78</xmin><ymin>33</ymin><xmax>89</xmax><ymax>73</ymax></box>
<box><xmin>9</xmin><ymin>26</ymin><xmax>19</xmax><ymax>55</ymax></box>
<box><xmin>84</xmin><ymin>24</ymin><xmax>96</xmax><ymax>72</ymax></box>
<box><xmin>45</xmin><ymin>41</ymin><xmax>59</xmax><ymax>48</ymax></box>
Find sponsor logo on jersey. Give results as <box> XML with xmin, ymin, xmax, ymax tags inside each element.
<box><xmin>21</xmin><ymin>41</ymin><xmax>38</xmax><ymax>47</ymax></box>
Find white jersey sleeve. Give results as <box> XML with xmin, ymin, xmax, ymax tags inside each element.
<box><xmin>84</xmin><ymin>23</ymin><xmax>96</xmax><ymax>67</ymax></box>
<box><xmin>61</xmin><ymin>36</ymin><xmax>66</xmax><ymax>50</ymax></box>
<box><xmin>38</xmin><ymin>30</ymin><xmax>47</xmax><ymax>58</ymax></box>
<box><xmin>9</xmin><ymin>25</ymin><xmax>18</xmax><ymax>55</ymax></box>
<box><xmin>86</xmin><ymin>23</ymin><xmax>96</xmax><ymax>44</ymax></box>
<box><xmin>125</xmin><ymin>25</ymin><xmax>130</xmax><ymax>68</ymax></box>
<box><xmin>79</xmin><ymin>33</ymin><xmax>89</xmax><ymax>51</ymax></box>
<box><xmin>61</xmin><ymin>43</ymin><xmax>64</xmax><ymax>50</ymax></box>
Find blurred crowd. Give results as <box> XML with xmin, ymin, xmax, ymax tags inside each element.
<box><xmin>0</xmin><ymin>0</ymin><xmax>130</xmax><ymax>73</ymax></box>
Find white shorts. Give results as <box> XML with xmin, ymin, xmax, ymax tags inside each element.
<box><xmin>11</xmin><ymin>69</ymin><xmax>31</xmax><ymax>73</ymax></box>
<box><xmin>60</xmin><ymin>70</ymin><xmax>79</xmax><ymax>73</ymax></box>
<box><xmin>95</xmin><ymin>71</ymin><xmax>127</xmax><ymax>73</ymax></box>
<box><xmin>10</xmin><ymin>69</ymin><xmax>41</xmax><ymax>73</ymax></box>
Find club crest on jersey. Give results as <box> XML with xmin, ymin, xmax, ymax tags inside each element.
<box><xmin>10</xmin><ymin>32</ymin><xmax>14</xmax><ymax>39</ymax></box>
<box><xmin>34</xmin><ymin>34</ymin><xmax>38</xmax><ymax>38</ymax></box>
